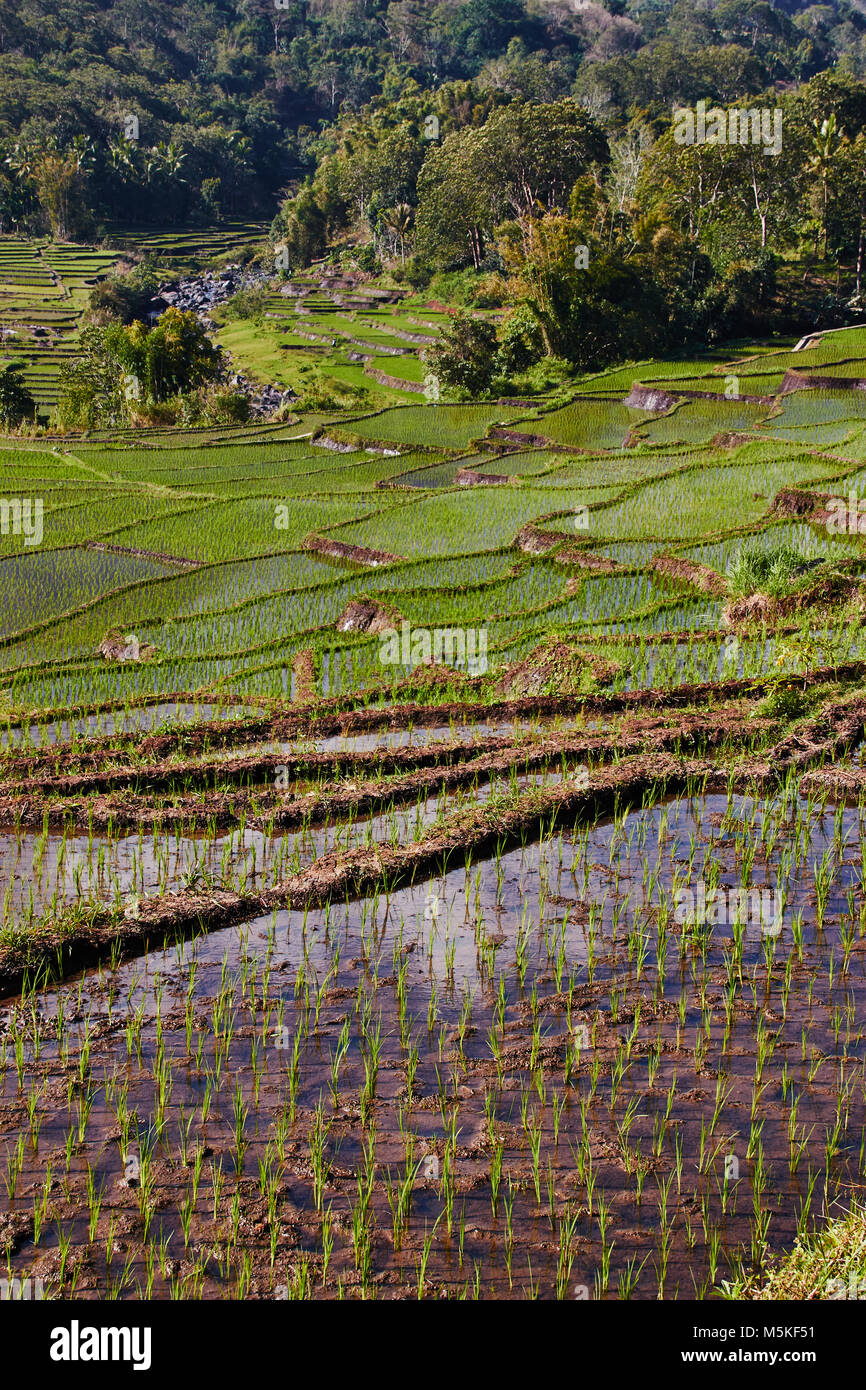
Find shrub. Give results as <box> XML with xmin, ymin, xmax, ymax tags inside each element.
<box><xmin>394</xmin><ymin>255</ymin><xmax>432</xmax><ymax>290</ymax></box>
<box><xmin>758</xmin><ymin>682</ymin><xmax>811</xmax><ymax>721</ymax></box>
<box><xmin>87</xmin><ymin>264</ymin><xmax>161</xmax><ymax>326</ymax></box>
<box><xmin>222</xmin><ymin>286</ymin><xmax>268</xmax><ymax>321</ymax></box>
<box><xmin>727</xmin><ymin>543</ymin><xmax>809</xmax><ymax>598</ymax></box>
<box><xmin>203</xmin><ymin>388</ymin><xmax>251</xmax><ymax>424</ymax></box>
<box><xmin>427</xmin><ymin>269</ymin><xmax>480</xmax><ymax>307</ymax></box>
<box><xmin>0</xmin><ymin>363</ymin><xmax>36</xmax><ymax>427</ymax></box>
<box><xmin>351</xmin><ymin>243</ymin><xmax>381</xmax><ymax>275</ymax></box>
<box><xmin>471</xmin><ymin>274</ymin><xmax>508</xmax><ymax>308</ymax></box>
<box><xmin>496</xmin><ymin>305</ymin><xmax>545</xmax><ymax>372</ymax></box>
<box><xmin>423</xmin><ymin>312</ymin><xmax>499</xmax><ymax>398</ymax></box>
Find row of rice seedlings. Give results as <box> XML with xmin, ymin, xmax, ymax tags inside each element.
<box><xmin>2</xmin><ymin>773</ymin><xmax>865</xmax><ymax>1297</ymax></box>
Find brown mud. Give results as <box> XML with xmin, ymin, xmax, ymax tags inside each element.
<box><xmin>1</xmin><ymin>690</ymin><xmax>864</xmax><ymax>997</ymax></box>
<box><xmin>3</xmin><ymin>660</ymin><xmax>862</xmax><ymax>776</ymax></box>
<box><xmin>302</xmin><ymin>536</ymin><xmax>404</xmax><ymax>567</ymax></box>
<box><xmin>334</xmin><ymin>600</ymin><xmax>399</xmax><ymax>635</ymax></box>
<box><xmin>0</xmin><ymin>711</ymin><xmax>774</xmax><ymax>832</ymax></box>
<box><xmin>650</xmin><ymin>554</ymin><xmax>727</xmax><ymax>596</ymax></box>
<box><xmin>1</xmin><ymin>779</ymin><xmax>865</xmax><ymax>1300</ymax></box>
<box><xmin>291</xmin><ymin>650</ymin><xmax>317</xmax><ymax>703</ymax></box>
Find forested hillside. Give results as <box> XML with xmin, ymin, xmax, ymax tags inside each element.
<box><xmin>1</xmin><ymin>0</ymin><xmax>865</xmax><ymax>235</ymax></box>
<box><xmin>8</xmin><ymin>0</ymin><xmax>866</xmax><ymax>396</ymax></box>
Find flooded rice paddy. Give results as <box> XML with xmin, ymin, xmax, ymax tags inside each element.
<box><xmin>1</xmin><ymin>784</ymin><xmax>864</xmax><ymax>1299</ymax></box>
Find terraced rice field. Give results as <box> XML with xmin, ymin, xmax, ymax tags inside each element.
<box><xmin>0</xmin><ymin>227</ymin><xmax>273</xmax><ymax>421</ymax></box>
<box><xmin>5</xmin><ymin>323</ymin><xmax>866</xmax><ymax>1306</ymax></box>
<box><xmin>0</xmin><ymin>239</ymin><xmax>121</xmax><ymax>417</ymax></box>
<box><xmin>103</xmin><ymin>223</ymin><xmax>269</xmax><ymax>270</ymax></box>
<box><xmin>212</xmin><ymin>266</ymin><xmax>493</xmax><ymax>404</ymax></box>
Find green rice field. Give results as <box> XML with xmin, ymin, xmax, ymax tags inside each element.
<box><xmin>0</xmin><ymin>238</ymin><xmax>118</xmax><ymax>415</ymax></box>
<box><xmin>4</xmin><ymin>322</ymin><xmax>866</xmax><ymax>709</ymax></box>
<box><xmin>5</xmin><ymin>307</ymin><xmax>866</xmax><ymax>1314</ymax></box>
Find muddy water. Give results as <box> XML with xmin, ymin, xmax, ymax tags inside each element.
<box><xmin>0</xmin><ymin>806</ymin><xmax>432</xmax><ymax>918</ymax></box>
<box><xmin>1</xmin><ymin>702</ymin><xmax>259</xmax><ymax>750</ymax></box>
<box><xmin>0</xmin><ymin>768</ymin><xmax>567</xmax><ymax>920</ymax></box>
<box><xmin>0</xmin><ymin>790</ymin><xmax>863</xmax><ymax>1299</ymax></box>
<box><xmin>312</xmin><ymin>716</ymin><xmax>597</xmax><ymax>754</ymax></box>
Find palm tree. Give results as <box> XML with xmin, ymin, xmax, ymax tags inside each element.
<box><xmin>68</xmin><ymin>134</ymin><xmax>95</xmax><ymax>173</ymax></box>
<box><xmin>383</xmin><ymin>202</ymin><xmax>413</xmax><ymax>263</ymax></box>
<box><xmin>4</xmin><ymin>141</ymin><xmax>34</xmax><ymax>180</ymax></box>
<box><xmin>809</xmin><ymin>114</ymin><xmax>841</xmax><ymax>260</ymax></box>
<box><xmin>146</xmin><ymin>141</ymin><xmax>187</xmax><ymax>184</ymax></box>
<box><xmin>107</xmin><ymin>137</ymin><xmax>137</xmax><ymax>180</ymax></box>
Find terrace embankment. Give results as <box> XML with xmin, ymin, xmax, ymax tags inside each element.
<box><xmin>4</xmin><ymin>660</ymin><xmax>863</xmax><ymax>772</ymax></box>
<box><xmin>0</xmin><ymin>750</ymin><xmax>714</xmax><ymax>996</ymax></box>
<box><xmin>771</xmin><ymin>486</ymin><xmax>828</xmax><ymax>518</ymax></box>
<box><xmin>292</xmin><ymin>649</ymin><xmax>317</xmax><ymax>702</ymax></box>
<box><xmin>723</xmin><ymin>569</ymin><xmax>860</xmax><ymax>625</ymax></box>
<box><xmin>779</xmin><ymin>368</ymin><xmax>866</xmax><ymax>392</ymax></box>
<box><xmin>85</xmin><ymin>541</ymin><xmax>201</xmax><ymax>569</ymax></box>
<box><xmin>303</xmin><ymin>535</ymin><xmax>404</xmax><ymax>567</ymax></box>
<box><xmin>0</xmin><ymin>710</ymin><xmax>773</xmax><ymax>827</ymax></box>
<box><xmin>456</xmin><ymin>469</ymin><xmax>511</xmax><ymax>486</ymax></box>
<box><xmin>649</xmin><ymin>553</ymin><xmax>728</xmax><ymax>595</ymax></box>
<box><xmin>564</xmin><ymin>552</ymin><xmax>622</xmax><ymax>575</ymax></box>
<box><xmin>1</xmin><ymin>689</ymin><xmax>865</xmax><ymax>994</ymax></box>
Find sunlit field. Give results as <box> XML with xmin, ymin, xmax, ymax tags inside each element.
<box><xmin>3</xmin><ymin>323</ymin><xmax>866</xmax><ymax>1305</ymax></box>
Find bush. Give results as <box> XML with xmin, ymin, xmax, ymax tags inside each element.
<box><xmin>471</xmin><ymin>274</ymin><xmax>508</xmax><ymax>308</ymax></box>
<box><xmin>87</xmin><ymin>264</ymin><xmax>161</xmax><ymax>326</ymax></box>
<box><xmin>58</xmin><ymin>310</ymin><xmax>222</xmax><ymax>426</ymax></box>
<box><xmin>427</xmin><ymin>269</ymin><xmax>480</xmax><ymax>307</ymax></box>
<box><xmin>270</xmin><ymin>187</ymin><xmax>327</xmax><ymax>271</ymax></box>
<box><xmin>423</xmin><ymin>312</ymin><xmax>499</xmax><ymax>398</ymax></box>
<box><xmin>351</xmin><ymin>243</ymin><xmax>381</xmax><ymax>275</ymax></box>
<box><xmin>0</xmin><ymin>363</ymin><xmax>36</xmax><ymax>427</ymax></box>
<box><xmin>496</xmin><ymin>305</ymin><xmax>545</xmax><ymax>372</ymax></box>
<box><xmin>394</xmin><ymin>255</ymin><xmax>432</xmax><ymax>291</ymax></box>
<box><xmin>292</xmin><ymin>371</ymin><xmax>372</xmax><ymax>412</ymax></box>
<box><xmin>726</xmin><ymin>543</ymin><xmax>809</xmax><ymax>598</ymax></box>
<box><xmin>204</xmin><ymin>389</ymin><xmax>251</xmax><ymax>424</ymax></box>
<box><xmin>222</xmin><ymin>286</ymin><xmax>269</xmax><ymax>321</ymax></box>
<box><xmin>758</xmin><ymin>682</ymin><xmax>811</xmax><ymax>721</ymax></box>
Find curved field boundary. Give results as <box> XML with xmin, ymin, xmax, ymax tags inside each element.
<box><xmin>649</xmin><ymin>553</ymin><xmax>728</xmax><ymax>595</ymax></box>
<box><xmin>0</xmin><ymin>706</ymin><xmax>770</xmax><ymax>804</ymax></box>
<box><xmin>780</xmin><ymin>369</ymin><xmax>866</xmax><ymax>393</ymax></box>
<box><xmin>3</xmin><ymin>660</ymin><xmax>864</xmax><ymax>778</ymax></box>
<box><xmin>1</xmin><ymin>691</ymin><xmax>863</xmax><ymax>997</ymax></box>
<box><xmin>85</xmin><ymin>541</ymin><xmax>200</xmax><ymax>569</ymax></box>
<box><xmin>456</xmin><ymin>469</ymin><xmax>512</xmax><ymax>486</ymax></box>
<box><xmin>303</xmin><ymin>535</ymin><xmax>404</xmax><ymax>566</ymax></box>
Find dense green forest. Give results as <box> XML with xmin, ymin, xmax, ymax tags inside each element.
<box><xmin>2</xmin><ymin>0</ymin><xmax>866</xmax><ymax>235</ymax></box>
<box><xmin>11</xmin><ymin>0</ymin><xmax>866</xmax><ymax>393</ymax></box>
